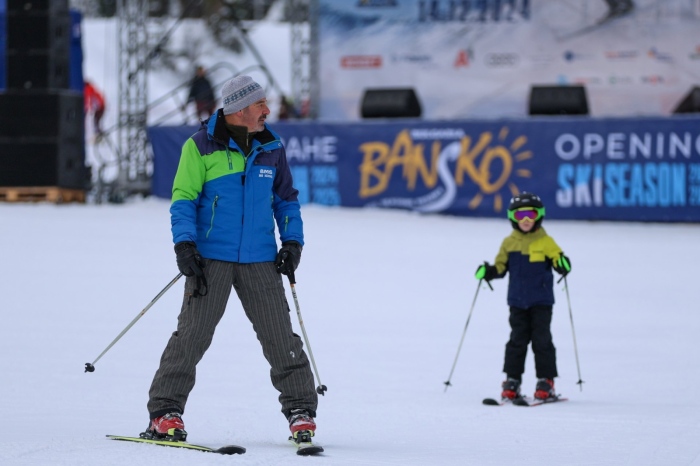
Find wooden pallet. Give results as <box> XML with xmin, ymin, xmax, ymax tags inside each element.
<box><xmin>0</xmin><ymin>186</ymin><xmax>86</xmax><ymax>203</ymax></box>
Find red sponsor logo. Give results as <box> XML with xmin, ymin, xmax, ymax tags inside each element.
<box><xmin>340</xmin><ymin>55</ymin><xmax>382</xmax><ymax>68</ymax></box>
<box><xmin>604</xmin><ymin>50</ymin><xmax>638</xmax><ymax>59</ymax></box>
<box><xmin>641</xmin><ymin>75</ymin><xmax>665</xmax><ymax>84</ymax></box>
<box><xmin>454</xmin><ymin>49</ymin><xmax>472</xmax><ymax>68</ymax></box>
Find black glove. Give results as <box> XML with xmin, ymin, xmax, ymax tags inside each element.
<box><xmin>475</xmin><ymin>261</ymin><xmax>499</xmax><ymax>281</ymax></box>
<box><xmin>175</xmin><ymin>241</ymin><xmax>205</xmax><ymax>278</ymax></box>
<box><xmin>275</xmin><ymin>241</ymin><xmax>302</xmax><ymax>276</ymax></box>
<box><xmin>553</xmin><ymin>254</ymin><xmax>572</xmax><ymax>277</ymax></box>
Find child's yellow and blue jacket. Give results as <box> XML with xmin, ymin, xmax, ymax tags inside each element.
<box><xmin>492</xmin><ymin>227</ymin><xmax>564</xmax><ymax>309</ymax></box>
<box><xmin>170</xmin><ymin>110</ymin><xmax>303</xmax><ymax>263</ymax></box>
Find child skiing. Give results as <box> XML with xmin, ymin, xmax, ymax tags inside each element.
<box><xmin>475</xmin><ymin>192</ymin><xmax>571</xmax><ymax>402</ymax></box>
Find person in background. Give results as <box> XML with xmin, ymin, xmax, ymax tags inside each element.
<box><xmin>184</xmin><ymin>65</ymin><xmax>217</xmax><ymax>121</ymax></box>
<box><xmin>474</xmin><ymin>192</ymin><xmax>572</xmax><ymax>402</ymax></box>
<box><xmin>84</xmin><ymin>80</ymin><xmax>106</xmax><ymax>137</ymax></box>
<box><xmin>277</xmin><ymin>95</ymin><xmax>298</xmax><ymax>120</ymax></box>
<box><xmin>143</xmin><ymin>75</ymin><xmax>319</xmax><ymax>445</ymax></box>
<box><xmin>602</xmin><ymin>0</ymin><xmax>634</xmax><ymax>21</ymax></box>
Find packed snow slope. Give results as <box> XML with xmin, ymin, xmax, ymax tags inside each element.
<box><xmin>1</xmin><ymin>199</ymin><xmax>699</xmax><ymax>465</ymax></box>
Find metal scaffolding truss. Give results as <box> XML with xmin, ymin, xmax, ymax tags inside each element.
<box><xmin>115</xmin><ymin>0</ymin><xmax>150</xmax><ymax>200</ymax></box>
<box><xmin>95</xmin><ymin>0</ymin><xmax>312</xmax><ymax>202</ymax></box>
<box><xmin>287</xmin><ymin>0</ymin><xmax>311</xmax><ymax>116</ymax></box>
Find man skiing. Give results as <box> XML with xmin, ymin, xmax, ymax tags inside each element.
<box><xmin>144</xmin><ymin>75</ymin><xmax>319</xmax><ymax>447</ymax></box>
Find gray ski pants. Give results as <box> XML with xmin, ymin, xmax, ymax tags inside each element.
<box><xmin>147</xmin><ymin>259</ymin><xmax>318</xmax><ymax>420</ymax></box>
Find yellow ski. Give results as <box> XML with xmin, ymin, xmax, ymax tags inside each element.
<box><xmin>106</xmin><ymin>435</ymin><xmax>245</xmax><ymax>455</ymax></box>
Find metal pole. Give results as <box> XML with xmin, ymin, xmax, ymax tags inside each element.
<box><xmin>444</xmin><ymin>279</ymin><xmax>484</xmax><ymax>391</ymax></box>
<box><xmin>563</xmin><ymin>276</ymin><xmax>584</xmax><ymax>390</ymax></box>
<box><xmin>287</xmin><ymin>270</ymin><xmax>327</xmax><ymax>395</ymax></box>
<box><xmin>85</xmin><ymin>273</ymin><xmax>183</xmax><ymax>372</ymax></box>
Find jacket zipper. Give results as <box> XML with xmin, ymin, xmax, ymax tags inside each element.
<box><xmin>225</xmin><ymin>147</ymin><xmax>233</xmax><ymax>170</ymax></box>
<box><xmin>206</xmin><ymin>195</ymin><xmax>219</xmax><ymax>238</ymax></box>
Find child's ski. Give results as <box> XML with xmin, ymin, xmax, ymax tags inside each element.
<box><xmin>483</xmin><ymin>395</ymin><xmax>568</xmax><ymax>406</ymax></box>
<box><xmin>483</xmin><ymin>397</ymin><xmax>511</xmax><ymax>406</ymax></box>
<box><xmin>482</xmin><ymin>396</ymin><xmax>529</xmax><ymax>406</ymax></box>
<box><xmin>513</xmin><ymin>396</ymin><xmax>568</xmax><ymax>407</ymax></box>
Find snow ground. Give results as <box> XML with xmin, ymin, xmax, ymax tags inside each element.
<box><xmin>1</xmin><ymin>199</ymin><xmax>699</xmax><ymax>465</ymax></box>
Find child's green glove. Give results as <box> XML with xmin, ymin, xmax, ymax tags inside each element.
<box><xmin>553</xmin><ymin>254</ymin><xmax>572</xmax><ymax>276</ymax></box>
<box><xmin>475</xmin><ymin>262</ymin><xmax>498</xmax><ymax>281</ymax></box>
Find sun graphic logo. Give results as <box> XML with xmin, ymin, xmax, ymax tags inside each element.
<box><xmin>357</xmin><ymin>126</ymin><xmax>533</xmax><ymax>214</ymax></box>
<box><xmin>465</xmin><ymin>127</ymin><xmax>533</xmax><ymax>212</ymax></box>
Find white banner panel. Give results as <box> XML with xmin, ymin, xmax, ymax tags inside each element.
<box><xmin>318</xmin><ymin>0</ymin><xmax>700</xmax><ymax>120</ymax></box>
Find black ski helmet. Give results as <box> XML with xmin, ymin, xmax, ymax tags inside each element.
<box><xmin>507</xmin><ymin>192</ymin><xmax>545</xmax><ymax>231</ymax></box>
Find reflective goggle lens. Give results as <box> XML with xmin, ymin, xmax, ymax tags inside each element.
<box><xmin>513</xmin><ymin>209</ymin><xmax>539</xmax><ymax>221</ymax></box>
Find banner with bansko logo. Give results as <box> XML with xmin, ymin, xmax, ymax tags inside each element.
<box><xmin>275</xmin><ymin>117</ymin><xmax>700</xmax><ymax>222</ymax></box>
<box><xmin>149</xmin><ymin>116</ymin><xmax>700</xmax><ymax>222</ymax></box>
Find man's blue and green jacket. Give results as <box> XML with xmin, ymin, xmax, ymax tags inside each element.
<box><xmin>170</xmin><ymin>110</ymin><xmax>303</xmax><ymax>263</ymax></box>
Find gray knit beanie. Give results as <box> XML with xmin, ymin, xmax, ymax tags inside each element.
<box><xmin>222</xmin><ymin>75</ymin><xmax>266</xmax><ymax>115</ymax></box>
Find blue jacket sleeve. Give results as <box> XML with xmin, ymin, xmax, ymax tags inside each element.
<box><xmin>272</xmin><ymin>145</ymin><xmax>304</xmax><ymax>246</ymax></box>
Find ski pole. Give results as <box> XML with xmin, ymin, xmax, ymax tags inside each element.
<box><xmin>85</xmin><ymin>273</ymin><xmax>183</xmax><ymax>373</ymax></box>
<box><xmin>563</xmin><ymin>276</ymin><xmax>585</xmax><ymax>391</ymax></box>
<box><xmin>286</xmin><ymin>269</ymin><xmax>327</xmax><ymax>396</ymax></box>
<box><xmin>444</xmin><ymin>279</ymin><xmax>486</xmax><ymax>392</ymax></box>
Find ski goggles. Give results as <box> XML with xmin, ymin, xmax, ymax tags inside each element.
<box><xmin>508</xmin><ymin>207</ymin><xmax>545</xmax><ymax>222</ymax></box>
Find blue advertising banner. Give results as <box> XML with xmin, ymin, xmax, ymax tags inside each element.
<box><xmin>148</xmin><ymin>125</ymin><xmax>200</xmax><ymax>199</ymax></box>
<box><xmin>149</xmin><ymin>116</ymin><xmax>700</xmax><ymax>222</ymax></box>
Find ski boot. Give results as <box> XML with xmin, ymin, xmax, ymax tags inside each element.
<box><xmin>140</xmin><ymin>412</ymin><xmax>187</xmax><ymax>441</ymax></box>
<box><xmin>501</xmin><ymin>377</ymin><xmax>522</xmax><ymax>400</ymax></box>
<box><xmin>534</xmin><ymin>378</ymin><xmax>556</xmax><ymax>400</ymax></box>
<box><xmin>288</xmin><ymin>408</ymin><xmax>316</xmax><ymax>444</ymax></box>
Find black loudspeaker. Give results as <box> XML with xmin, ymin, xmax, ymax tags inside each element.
<box><xmin>0</xmin><ymin>90</ymin><xmax>86</xmax><ymax>189</ymax></box>
<box><xmin>0</xmin><ymin>90</ymin><xmax>83</xmax><ymax>140</ymax></box>
<box><xmin>361</xmin><ymin>88</ymin><xmax>422</xmax><ymax>118</ymax></box>
<box><xmin>528</xmin><ymin>85</ymin><xmax>589</xmax><ymax>115</ymax></box>
<box><xmin>7</xmin><ymin>11</ymin><xmax>71</xmax><ymax>50</ymax></box>
<box><xmin>673</xmin><ymin>86</ymin><xmax>700</xmax><ymax>114</ymax></box>
<box><xmin>6</xmin><ymin>0</ymin><xmax>68</xmax><ymax>13</ymax></box>
<box><xmin>6</xmin><ymin>50</ymin><xmax>70</xmax><ymax>90</ymax></box>
<box><xmin>6</xmin><ymin>10</ymin><xmax>71</xmax><ymax>90</ymax></box>
<box><xmin>0</xmin><ymin>140</ymin><xmax>87</xmax><ymax>189</ymax></box>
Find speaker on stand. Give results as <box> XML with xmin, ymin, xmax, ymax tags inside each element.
<box><xmin>528</xmin><ymin>85</ymin><xmax>589</xmax><ymax>116</ymax></box>
<box><xmin>672</xmin><ymin>86</ymin><xmax>700</xmax><ymax>114</ymax></box>
<box><xmin>360</xmin><ymin>88</ymin><xmax>422</xmax><ymax>118</ymax></box>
